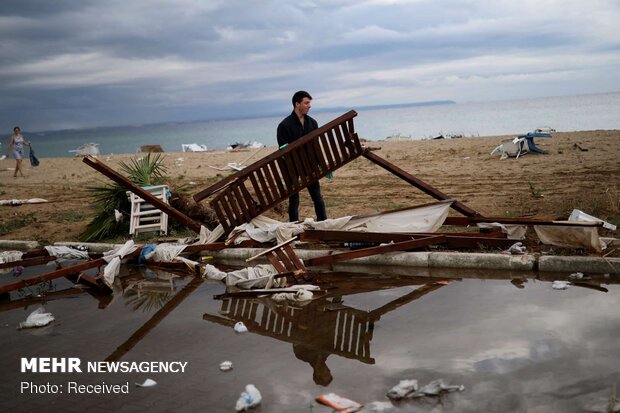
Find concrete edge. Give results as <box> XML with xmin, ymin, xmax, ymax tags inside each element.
<box><xmin>1</xmin><ymin>240</ymin><xmax>618</xmax><ymax>273</ymax></box>
<box><xmin>211</xmin><ymin>248</ymin><xmax>619</xmax><ymax>274</ymax></box>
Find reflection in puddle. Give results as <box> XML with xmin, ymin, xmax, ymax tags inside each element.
<box><xmin>204</xmin><ymin>273</ymin><xmax>451</xmax><ymax>385</ymax></box>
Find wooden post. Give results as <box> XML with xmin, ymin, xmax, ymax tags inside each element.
<box><xmin>362</xmin><ymin>150</ymin><xmax>480</xmax><ymax>217</ymax></box>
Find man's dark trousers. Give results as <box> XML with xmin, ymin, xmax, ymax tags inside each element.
<box><xmin>288</xmin><ymin>181</ymin><xmax>327</xmax><ymax>222</ymax></box>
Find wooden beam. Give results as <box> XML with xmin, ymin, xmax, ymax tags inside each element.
<box><xmin>362</xmin><ymin>150</ymin><xmax>480</xmax><ymax>217</ymax></box>
<box><xmin>444</xmin><ymin>216</ymin><xmax>604</xmax><ymax>227</ymax></box>
<box><xmin>305</xmin><ymin>236</ymin><xmax>446</xmax><ymax>267</ymax></box>
<box><xmin>82</xmin><ymin>155</ymin><xmax>202</xmax><ymax>233</ymax></box>
<box><xmin>300</xmin><ymin>229</ymin><xmax>515</xmax><ymax>249</ymax></box>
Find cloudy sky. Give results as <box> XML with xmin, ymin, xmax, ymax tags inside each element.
<box><xmin>1</xmin><ymin>0</ymin><xmax>619</xmax><ymax>132</ymax></box>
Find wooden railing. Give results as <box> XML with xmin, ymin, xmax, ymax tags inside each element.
<box><xmin>193</xmin><ymin>110</ymin><xmax>364</xmax><ymax>233</ymax></box>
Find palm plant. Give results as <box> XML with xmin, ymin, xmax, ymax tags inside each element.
<box><xmin>80</xmin><ymin>153</ymin><xmax>168</xmax><ymax>241</ymax></box>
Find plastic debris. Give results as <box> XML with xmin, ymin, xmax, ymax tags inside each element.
<box><xmin>234</xmin><ymin>321</ymin><xmax>248</xmax><ymax>333</ymax></box>
<box><xmin>135</xmin><ymin>378</ymin><xmax>157</xmax><ymax>387</ymax></box>
<box><xmin>316</xmin><ymin>393</ymin><xmax>363</xmax><ymax>413</ymax></box>
<box><xmin>271</xmin><ymin>289</ymin><xmax>314</xmax><ymax>303</ymax></box>
<box><xmin>386</xmin><ymin>379</ymin><xmax>464</xmax><ymax>400</ymax></box>
<box><xmin>219</xmin><ymin>361</ymin><xmax>233</xmax><ymax>371</ymax></box>
<box><xmin>18</xmin><ymin>306</ymin><xmax>55</xmax><ymax>330</ymax></box>
<box><xmin>568</xmin><ymin>272</ymin><xmax>584</xmax><ymax>280</ymax></box>
<box><xmin>387</xmin><ymin>379</ymin><xmax>418</xmax><ymax>399</ymax></box>
<box><xmin>552</xmin><ymin>280</ymin><xmax>571</xmax><ymax>290</ymax></box>
<box><xmin>235</xmin><ymin>384</ymin><xmax>262</xmax><ymax>411</ymax></box>
<box><xmin>368</xmin><ymin>401</ymin><xmax>395</xmax><ymax>412</ymax></box>
<box><xmin>504</xmin><ymin>242</ymin><xmax>527</xmax><ymax>255</ymax></box>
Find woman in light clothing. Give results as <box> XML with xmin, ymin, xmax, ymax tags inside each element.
<box><xmin>7</xmin><ymin>126</ymin><xmax>31</xmax><ymax>177</ymax></box>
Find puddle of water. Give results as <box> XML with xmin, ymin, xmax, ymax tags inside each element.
<box><xmin>1</xmin><ymin>263</ymin><xmax>619</xmax><ymax>412</ymax></box>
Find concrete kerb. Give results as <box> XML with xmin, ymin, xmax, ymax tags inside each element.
<box><xmin>211</xmin><ymin>248</ymin><xmax>619</xmax><ymax>274</ymax></box>
<box><xmin>0</xmin><ymin>239</ymin><xmax>618</xmax><ymax>273</ymax></box>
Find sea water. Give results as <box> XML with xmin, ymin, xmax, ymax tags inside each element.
<box><xmin>10</xmin><ymin>92</ymin><xmax>620</xmax><ymax>158</ymax></box>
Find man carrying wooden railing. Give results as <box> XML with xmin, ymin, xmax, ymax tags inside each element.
<box><xmin>277</xmin><ymin>90</ymin><xmax>328</xmax><ymax>222</ymax></box>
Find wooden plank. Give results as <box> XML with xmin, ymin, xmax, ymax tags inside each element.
<box><xmin>300</xmin><ymin>229</ymin><xmax>513</xmax><ymax>249</ymax></box>
<box><xmin>273</xmin><ymin>248</ymin><xmax>296</xmax><ymax>272</ymax></box>
<box><xmin>246</xmin><ymin>237</ymin><xmax>298</xmax><ymax>261</ymax></box>
<box><xmin>304</xmin><ymin>236</ymin><xmax>446</xmax><ymax>267</ymax></box>
<box><xmin>290</xmin><ymin>149</ymin><xmax>309</xmax><ymax>185</ymax></box>
<box><xmin>326</xmin><ymin>129</ymin><xmax>343</xmax><ymax>165</ymax></box>
<box><xmin>304</xmin><ymin>142</ymin><xmax>321</xmax><ymax>179</ymax></box>
<box><xmin>282</xmin><ymin>156</ymin><xmax>300</xmax><ymax>191</ymax></box>
<box><xmin>239</xmin><ymin>183</ymin><xmax>258</xmax><ymax>217</ymax></box>
<box><xmin>232</xmin><ymin>184</ymin><xmax>252</xmax><ymax>222</ymax></box>
<box><xmin>268</xmin><ymin>162</ymin><xmax>287</xmax><ymax>199</ymax></box>
<box><xmin>283</xmin><ymin>244</ymin><xmax>306</xmax><ymax>271</ymax></box>
<box><xmin>211</xmin><ymin>199</ymin><xmax>229</xmax><ymax>231</ymax></box>
<box><xmin>265</xmin><ymin>254</ymin><xmax>288</xmax><ymax>273</ymax></box>
<box><xmin>362</xmin><ymin>150</ymin><xmax>480</xmax><ymax>217</ymax></box>
<box><xmin>333</xmin><ymin>125</ymin><xmax>350</xmax><ymax>160</ymax></box>
<box><xmin>248</xmin><ymin>172</ymin><xmax>267</xmax><ymax>207</ymax></box>
<box><xmin>443</xmin><ymin>216</ymin><xmax>604</xmax><ymax>227</ymax></box>
<box><xmin>312</xmin><ymin>139</ymin><xmax>328</xmax><ymax>173</ymax></box>
<box><xmin>255</xmin><ymin>168</ymin><xmax>275</xmax><ymax>204</ymax></box>
<box><xmin>83</xmin><ymin>156</ymin><xmax>201</xmax><ymax>233</ymax></box>
<box><xmin>318</xmin><ymin>133</ymin><xmax>336</xmax><ymax>170</ymax></box>
<box><xmin>222</xmin><ymin>191</ymin><xmax>241</xmax><ymax>224</ymax></box>
<box><xmin>263</xmin><ymin>162</ymin><xmax>283</xmax><ymax>201</ymax></box>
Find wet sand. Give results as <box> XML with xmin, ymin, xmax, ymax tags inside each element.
<box><xmin>1</xmin><ymin>263</ymin><xmax>619</xmax><ymax>412</ymax></box>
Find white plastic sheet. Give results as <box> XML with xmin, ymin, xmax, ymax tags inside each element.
<box><xmin>226</xmin><ymin>201</ymin><xmax>453</xmax><ymax>245</ymax></box>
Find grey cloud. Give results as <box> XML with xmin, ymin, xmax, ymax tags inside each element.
<box><xmin>0</xmin><ymin>0</ymin><xmax>618</xmax><ymax>131</ymax></box>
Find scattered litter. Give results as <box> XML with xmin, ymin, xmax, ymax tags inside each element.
<box><xmin>114</xmin><ymin>209</ymin><xmax>123</xmax><ymax>222</ymax></box>
<box><xmin>387</xmin><ymin>379</ymin><xmax>418</xmax><ymax>399</ymax></box>
<box><xmin>316</xmin><ymin>393</ymin><xmax>363</xmax><ymax>413</ymax></box>
<box><xmin>219</xmin><ymin>361</ymin><xmax>233</xmax><ymax>372</ymax></box>
<box><xmin>69</xmin><ymin>143</ymin><xmax>100</xmax><ymax>156</ymax></box>
<box><xmin>0</xmin><ymin>198</ymin><xmax>49</xmax><ymax>206</ymax></box>
<box><xmin>234</xmin><ymin>321</ymin><xmax>248</xmax><ymax>333</ymax></box>
<box><xmin>368</xmin><ymin>401</ymin><xmax>395</xmax><ymax>412</ymax></box>
<box><xmin>271</xmin><ymin>289</ymin><xmax>314</xmax><ymax>303</ymax></box>
<box><xmin>135</xmin><ymin>378</ymin><xmax>157</xmax><ymax>387</ymax></box>
<box><xmin>504</xmin><ymin>242</ymin><xmax>527</xmax><ymax>255</ymax></box>
<box><xmin>568</xmin><ymin>272</ymin><xmax>584</xmax><ymax>280</ymax></box>
<box><xmin>573</xmin><ymin>143</ymin><xmax>588</xmax><ymax>152</ymax></box>
<box><xmin>18</xmin><ymin>307</ymin><xmax>55</xmax><ymax>330</ymax></box>
<box><xmin>235</xmin><ymin>384</ymin><xmax>262</xmax><ymax>411</ymax></box>
<box><xmin>387</xmin><ymin>379</ymin><xmax>464</xmax><ymax>400</ymax></box>
<box><xmin>0</xmin><ymin>250</ymin><xmax>23</xmax><ymax>264</ymax></box>
<box><xmin>181</xmin><ymin>144</ymin><xmax>207</xmax><ymax>152</ymax></box>
<box><xmin>0</xmin><ymin>155</ymin><xmax>6</xmax><ymax>161</ymax></box>
<box><xmin>552</xmin><ymin>280</ymin><xmax>571</xmax><ymax>290</ymax></box>
<box><xmin>13</xmin><ymin>266</ymin><xmax>24</xmax><ymax>276</ymax></box>
<box><xmin>569</xmin><ymin>209</ymin><xmax>617</xmax><ymax>231</ymax></box>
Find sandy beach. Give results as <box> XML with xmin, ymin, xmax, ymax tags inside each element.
<box><xmin>0</xmin><ymin>130</ymin><xmax>618</xmax><ymax>246</ymax></box>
